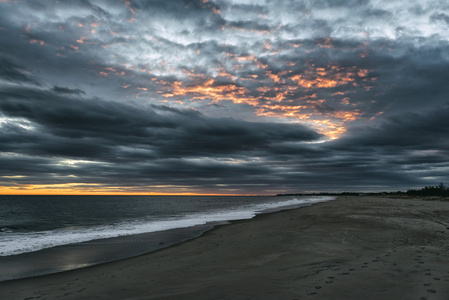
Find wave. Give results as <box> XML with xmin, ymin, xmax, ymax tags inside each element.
<box><xmin>0</xmin><ymin>196</ymin><xmax>334</xmax><ymax>256</ymax></box>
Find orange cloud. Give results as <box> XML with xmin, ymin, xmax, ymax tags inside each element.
<box><xmin>158</xmin><ymin>63</ymin><xmax>373</xmax><ymax>140</ymax></box>
<box><xmin>357</xmin><ymin>69</ymin><xmax>368</xmax><ymax>77</ymax></box>
<box><xmin>311</xmin><ymin>119</ymin><xmax>347</xmax><ymax>140</ymax></box>
<box><xmin>359</xmin><ymin>41</ymin><xmax>369</xmax><ymax>58</ymax></box>
<box><xmin>99</xmin><ymin>67</ymin><xmax>126</xmax><ymax>77</ymax></box>
<box><xmin>76</xmin><ymin>36</ymin><xmax>88</xmax><ymax>44</ymax></box>
<box><xmin>316</xmin><ymin>37</ymin><xmax>333</xmax><ymax>48</ymax></box>
<box><xmin>124</xmin><ymin>0</ymin><xmax>137</xmax><ymax>15</ymax></box>
<box><xmin>332</xmin><ymin>110</ymin><xmax>362</xmax><ymax>122</ymax></box>
<box><xmin>290</xmin><ymin>65</ymin><xmax>370</xmax><ymax>90</ymax></box>
<box><xmin>163</xmin><ymin>79</ymin><xmax>258</xmax><ymax>105</ymax></box>
<box><xmin>30</xmin><ymin>39</ymin><xmax>45</xmax><ymax>46</ymax></box>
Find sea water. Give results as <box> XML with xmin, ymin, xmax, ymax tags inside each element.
<box><xmin>0</xmin><ymin>195</ymin><xmax>334</xmax><ymax>280</ymax></box>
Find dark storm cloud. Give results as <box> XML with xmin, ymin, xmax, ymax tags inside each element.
<box><xmin>51</xmin><ymin>86</ymin><xmax>86</xmax><ymax>95</ymax></box>
<box><xmin>294</xmin><ymin>104</ymin><xmax>449</xmax><ymax>191</ymax></box>
<box><xmin>335</xmin><ymin>104</ymin><xmax>449</xmax><ymax>149</ymax></box>
<box><xmin>226</xmin><ymin>20</ymin><xmax>271</xmax><ymax>33</ymax></box>
<box><xmin>0</xmin><ymin>56</ymin><xmax>38</xmax><ymax>84</ymax></box>
<box><xmin>0</xmin><ymin>85</ymin><xmax>322</xmax><ymax>161</ymax></box>
<box><xmin>1</xmin><ymin>0</ymin><xmax>448</xmax><ymax>194</ymax></box>
<box><xmin>0</xmin><ymin>84</ymin><xmax>325</xmax><ymax>193</ymax></box>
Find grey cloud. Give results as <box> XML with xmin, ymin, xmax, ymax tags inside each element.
<box><xmin>430</xmin><ymin>12</ymin><xmax>449</xmax><ymax>25</ymax></box>
<box><xmin>0</xmin><ymin>56</ymin><xmax>38</xmax><ymax>84</ymax></box>
<box><xmin>311</xmin><ymin>104</ymin><xmax>449</xmax><ymax>190</ymax></box>
<box><xmin>52</xmin><ymin>86</ymin><xmax>86</xmax><ymax>95</ymax></box>
<box><xmin>258</xmin><ymin>104</ymin><xmax>449</xmax><ymax>192</ymax></box>
<box><xmin>226</xmin><ymin>20</ymin><xmax>271</xmax><ymax>32</ymax></box>
<box><xmin>0</xmin><ymin>86</ymin><xmax>322</xmax><ymax>162</ymax></box>
<box><xmin>309</xmin><ymin>0</ymin><xmax>370</xmax><ymax>8</ymax></box>
<box><xmin>336</xmin><ymin>104</ymin><xmax>449</xmax><ymax>149</ymax></box>
<box><xmin>361</xmin><ymin>8</ymin><xmax>392</xmax><ymax>19</ymax></box>
<box><xmin>0</xmin><ymin>83</ymin><xmax>326</xmax><ymax>193</ymax></box>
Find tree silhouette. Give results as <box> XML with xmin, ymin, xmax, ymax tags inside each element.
<box><xmin>407</xmin><ymin>183</ymin><xmax>449</xmax><ymax>197</ymax></box>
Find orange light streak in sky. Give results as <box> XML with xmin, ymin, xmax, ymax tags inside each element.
<box><xmin>0</xmin><ymin>185</ymin><xmax>247</xmax><ymax>196</ymax></box>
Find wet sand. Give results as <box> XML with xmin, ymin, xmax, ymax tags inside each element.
<box><xmin>1</xmin><ymin>196</ymin><xmax>449</xmax><ymax>299</ymax></box>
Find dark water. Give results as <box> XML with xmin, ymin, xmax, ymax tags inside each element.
<box><xmin>0</xmin><ymin>195</ymin><xmax>334</xmax><ymax>281</ymax></box>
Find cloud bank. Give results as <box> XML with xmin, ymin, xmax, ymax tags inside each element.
<box><xmin>0</xmin><ymin>0</ymin><xmax>448</xmax><ymax>194</ymax></box>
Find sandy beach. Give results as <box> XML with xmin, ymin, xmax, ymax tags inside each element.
<box><xmin>1</xmin><ymin>196</ymin><xmax>449</xmax><ymax>300</ymax></box>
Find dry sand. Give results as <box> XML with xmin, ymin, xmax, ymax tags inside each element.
<box><xmin>1</xmin><ymin>196</ymin><xmax>449</xmax><ymax>300</ymax></box>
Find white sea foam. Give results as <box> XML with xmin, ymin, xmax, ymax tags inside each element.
<box><xmin>0</xmin><ymin>196</ymin><xmax>335</xmax><ymax>256</ymax></box>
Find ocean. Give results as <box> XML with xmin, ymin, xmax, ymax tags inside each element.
<box><xmin>0</xmin><ymin>195</ymin><xmax>334</xmax><ymax>281</ymax></box>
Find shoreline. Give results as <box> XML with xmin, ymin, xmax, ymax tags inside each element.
<box><xmin>1</xmin><ymin>196</ymin><xmax>449</xmax><ymax>299</ymax></box>
<box><xmin>0</xmin><ymin>223</ymin><xmax>218</xmax><ymax>282</ymax></box>
<box><xmin>0</xmin><ymin>197</ymin><xmax>327</xmax><ymax>282</ymax></box>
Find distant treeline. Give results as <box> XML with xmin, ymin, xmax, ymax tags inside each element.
<box><xmin>405</xmin><ymin>183</ymin><xmax>449</xmax><ymax>197</ymax></box>
<box><xmin>277</xmin><ymin>183</ymin><xmax>449</xmax><ymax>197</ymax></box>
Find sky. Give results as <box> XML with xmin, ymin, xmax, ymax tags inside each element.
<box><xmin>0</xmin><ymin>0</ymin><xmax>448</xmax><ymax>195</ymax></box>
